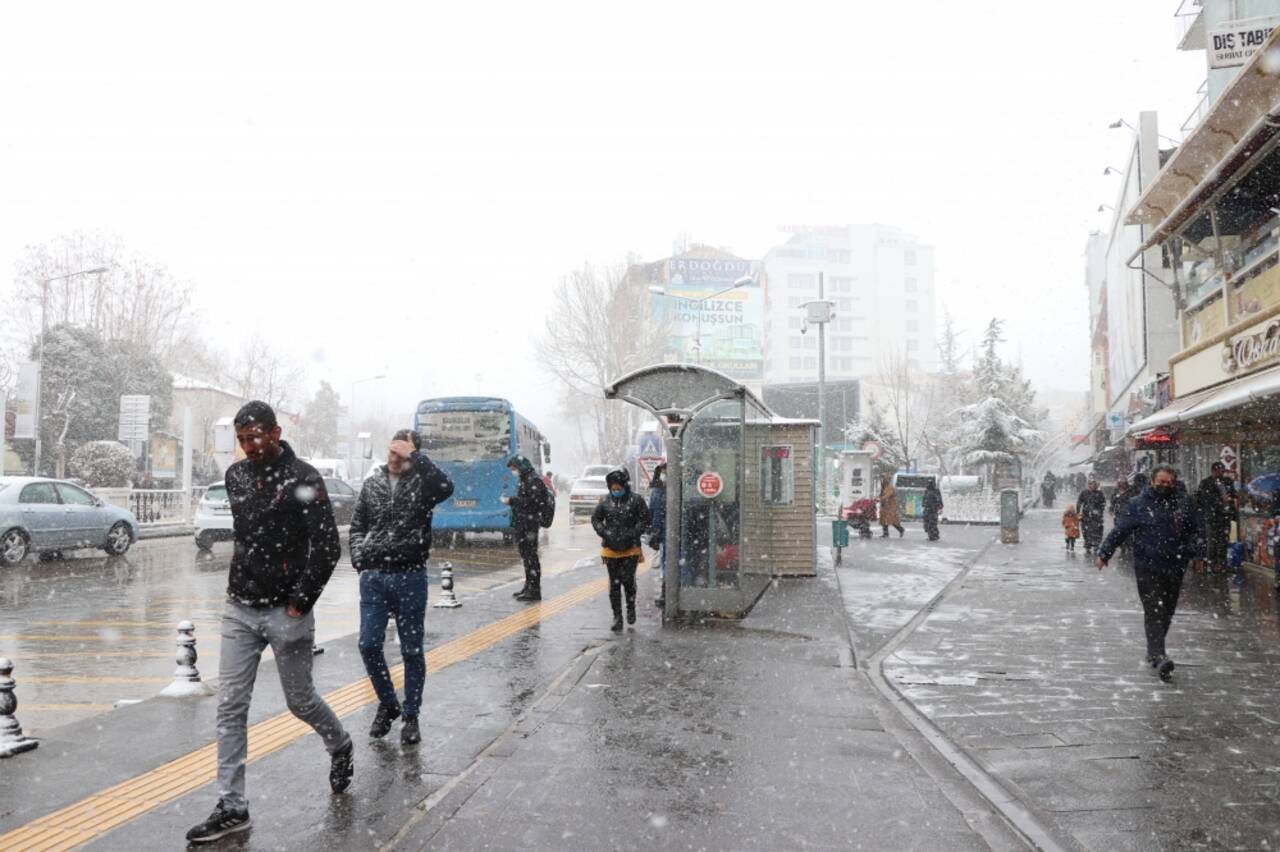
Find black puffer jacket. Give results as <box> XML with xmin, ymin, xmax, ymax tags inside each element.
<box><xmin>350</xmin><ymin>452</ymin><xmax>454</xmax><ymax>572</ymax></box>
<box><xmin>591</xmin><ymin>489</ymin><xmax>650</xmax><ymax>553</ymax></box>
<box><xmin>225</xmin><ymin>441</ymin><xmax>340</xmax><ymax>614</ymax></box>
<box><xmin>509</xmin><ymin>471</ymin><xmax>553</xmax><ymax>532</ymax></box>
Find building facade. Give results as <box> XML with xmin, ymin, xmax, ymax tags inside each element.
<box><xmin>761</xmin><ymin>225</ymin><xmax>937</xmax><ymax>386</ymax></box>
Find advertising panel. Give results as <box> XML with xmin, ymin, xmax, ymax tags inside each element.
<box><xmin>1208</xmin><ymin>15</ymin><xmax>1280</xmax><ymax>69</ymax></box>
<box><xmin>150</xmin><ymin>435</ymin><xmax>179</xmax><ymax>480</ymax></box>
<box><xmin>659</xmin><ymin>256</ymin><xmax>763</xmax><ymax>381</ymax></box>
<box><xmin>1105</xmin><ymin>146</ymin><xmax>1147</xmax><ymax>404</ymax></box>
<box><xmin>13</xmin><ymin>362</ymin><xmax>39</xmax><ymax>440</ymax></box>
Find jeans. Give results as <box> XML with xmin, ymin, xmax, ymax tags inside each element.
<box><xmin>358</xmin><ymin>567</ymin><xmax>427</xmax><ymax>719</ymax></box>
<box><xmin>1135</xmin><ymin>569</ymin><xmax>1184</xmax><ymax>659</ymax></box>
<box><xmin>217</xmin><ymin>601</ymin><xmax>350</xmax><ymax>811</ymax></box>
<box><xmin>516</xmin><ymin>528</ymin><xmax>541</xmax><ymax>590</ymax></box>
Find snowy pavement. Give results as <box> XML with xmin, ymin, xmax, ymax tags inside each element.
<box><xmin>879</xmin><ymin>509</ymin><xmax>1280</xmax><ymax>851</ymax></box>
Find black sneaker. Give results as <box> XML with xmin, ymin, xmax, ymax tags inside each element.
<box><xmin>330</xmin><ymin>741</ymin><xmax>354</xmax><ymax>793</ymax></box>
<box><xmin>369</xmin><ymin>703</ymin><xmax>401</xmax><ymax>738</ymax></box>
<box><xmin>401</xmin><ymin>717</ymin><xmax>421</xmax><ymax>746</ymax></box>
<box><xmin>186</xmin><ymin>801</ymin><xmax>250</xmax><ymax>843</ymax></box>
<box><xmin>515</xmin><ymin>589</ymin><xmax>542</xmax><ymax>602</ymax></box>
<box><xmin>512</xmin><ymin>584</ymin><xmax>529</xmax><ymax>598</ymax></box>
<box><xmin>1156</xmin><ymin>657</ymin><xmax>1175</xmax><ymax>682</ymax></box>
<box><xmin>611</xmin><ymin>615</ymin><xmax>623</xmax><ymax>632</ymax></box>
<box><xmin>626</xmin><ymin>607</ymin><xmax>636</xmax><ymax>625</ymax></box>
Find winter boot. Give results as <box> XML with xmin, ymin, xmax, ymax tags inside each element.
<box><xmin>401</xmin><ymin>717</ymin><xmax>421</xmax><ymax>746</ymax></box>
<box><xmin>329</xmin><ymin>742</ymin><xmax>354</xmax><ymax>793</ymax></box>
<box><xmin>626</xmin><ymin>596</ymin><xmax>636</xmax><ymax>625</ymax></box>
<box><xmin>611</xmin><ymin>612</ymin><xmax>623</xmax><ymax>632</ymax></box>
<box><xmin>512</xmin><ymin>583</ymin><xmax>529</xmax><ymax>598</ymax></box>
<box><xmin>369</xmin><ymin>703</ymin><xmax>401</xmax><ymax>738</ymax></box>
<box><xmin>515</xmin><ymin>585</ymin><xmax>541</xmax><ymax>602</ymax></box>
<box><xmin>1154</xmin><ymin>656</ymin><xmax>1175</xmax><ymax>681</ymax></box>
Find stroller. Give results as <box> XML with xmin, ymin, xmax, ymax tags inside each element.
<box><xmin>843</xmin><ymin>498</ymin><xmax>879</xmax><ymax>539</ymax></box>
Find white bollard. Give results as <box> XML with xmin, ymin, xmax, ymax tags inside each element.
<box><xmin>433</xmin><ymin>562</ymin><xmax>462</xmax><ymax>609</ymax></box>
<box><xmin>159</xmin><ymin>620</ymin><xmax>213</xmax><ymax>697</ymax></box>
<box><xmin>0</xmin><ymin>657</ymin><xmax>38</xmax><ymax>758</ymax></box>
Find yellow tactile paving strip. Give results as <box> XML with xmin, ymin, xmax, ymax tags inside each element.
<box><xmin>0</xmin><ymin>572</ymin><xmax>621</xmax><ymax>852</ymax></box>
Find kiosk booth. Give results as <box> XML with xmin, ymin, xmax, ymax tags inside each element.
<box><xmin>604</xmin><ymin>365</ymin><xmax>818</xmax><ymax>622</ymax></box>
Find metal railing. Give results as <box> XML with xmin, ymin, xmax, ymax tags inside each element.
<box><xmin>95</xmin><ymin>488</ymin><xmax>206</xmax><ymax>526</ymax></box>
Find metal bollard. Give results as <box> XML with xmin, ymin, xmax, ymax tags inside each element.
<box><xmin>433</xmin><ymin>561</ymin><xmax>462</xmax><ymax>609</ymax></box>
<box><xmin>0</xmin><ymin>657</ymin><xmax>38</xmax><ymax>757</ymax></box>
<box><xmin>159</xmin><ymin>620</ymin><xmax>213</xmax><ymax>697</ymax></box>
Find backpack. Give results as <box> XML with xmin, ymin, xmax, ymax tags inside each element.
<box><xmin>536</xmin><ymin>479</ymin><xmax>556</xmax><ymax>529</ymax></box>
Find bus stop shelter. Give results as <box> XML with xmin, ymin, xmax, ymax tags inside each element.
<box><xmin>604</xmin><ymin>365</ymin><xmax>818</xmax><ymax>622</ymax></box>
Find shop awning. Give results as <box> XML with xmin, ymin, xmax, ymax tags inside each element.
<box><xmin>1127</xmin><ymin>363</ymin><xmax>1280</xmax><ymax>434</ymax></box>
<box><xmin>1125</xmin><ymin>27</ymin><xmax>1280</xmax><ymax>258</ymax></box>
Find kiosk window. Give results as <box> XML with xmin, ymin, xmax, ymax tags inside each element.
<box><xmin>762</xmin><ymin>445</ymin><xmax>795</xmax><ymax>505</ymax></box>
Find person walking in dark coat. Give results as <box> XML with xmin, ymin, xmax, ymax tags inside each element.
<box><xmin>1076</xmin><ymin>478</ymin><xmax>1107</xmax><ymax>553</ymax></box>
<box><xmin>1195</xmin><ymin>462</ymin><xmax>1238</xmax><ymax>573</ymax></box>
<box><xmin>505</xmin><ymin>454</ymin><xmax>554</xmax><ymax>602</ymax></box>
<box><xmin>1097</xmin><ymin>465</ymin><xmax>1203</xmax><ymax>681</ymax></box>
<box><xmin>187</xmin><ymin>402</ymin><xmax>351</xmax><ymax>844</ymax></box>
<box><xmin>350</xmin><ymin>430</ymin><xmax>454</xmax><ymax>746</ymax></box>
<box><xmin>591</xmin><ymin>468</ymin><xmax>649</xmax><ymax>632</ymax></box>
<box><xmin>922</xmin><ymin>480</ymin><xmax>944</xmax><ymax>541</ymax></box>
<box><xmin>1041</xmin><ymin>472</ymin><xmax>1058</xmax><ymax>509</ymax></box>
<box><xmin>647</xmin><ymin>463</ymin><xmax>668</xmax><ymax>609</ymax></box>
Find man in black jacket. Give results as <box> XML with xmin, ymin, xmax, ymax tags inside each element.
<box><xmin>504</xmin><ymin>454</ymin><xmax>553</xmax><ymax>602</ymax></box>
<box><xmin>351</xmin><ymin>429</ymin><xmax>454</xmax><ymax>746</ymax></box>
<box><xmin>188</xmin><ymin>401</ymin><xmax>351</xmax><ymax>844</ymax></box>
<box><xmin>591</xmin><ymin>468</ymin><xmax>649</xmax><ymax>632</ymax></box>
<box><xmin>1195</xmin><ymin>462</ymin><xmax>1237</xmax><ymax>572</ymax></box>
<box><xmin>1076</xmin><ymin>478</ymin><xmax>1108</xmax><ymax>553</ymax></box>
<box><xmin>1097</xmin><ymin>465</ymin><xmax>1203</xmax><ymax>682</ymax></box>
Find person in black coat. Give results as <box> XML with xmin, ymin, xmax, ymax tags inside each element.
<box><xmin>647</xmin><ymin>463</ymin><xmax>668</xmax><ymax>609</ymax></box>
<box><xmin>1195</xmin><ymin>462</ymin><xmax>1238</xmax><ymax>572</ymax></box>
<box><xmin>1097</xmin><ymin>465</ymin><xmax>1203</xmax><ymax>681</ymax></box>
<box><xmin>350</xmin><ymin>429</ymin><xmax>454</xmax><ymax>744</ymax></box>
<box><xmin>922</xmin><ymin>480</ymin><xmax>944</xmax><ymax>541</ymax></box>
<box><xmin>591</xmin><ymin>467</ymin><xmax>649</xmax><ymax>632</ymax></box>
<box><xmin>1076</xmin><ymin>478</ymin><xmax>1108</xmax><ymax>553</ymax></box>
<box><xmin>504</xmin><ymin>454</ymin><xmax>554</xmax><ymax>602</ymax></box>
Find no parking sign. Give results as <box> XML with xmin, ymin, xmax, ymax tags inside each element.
<box><xmin>697</xmin><ymin>471</ymin><xmax>723</xmax><ymax>499</ymax></box>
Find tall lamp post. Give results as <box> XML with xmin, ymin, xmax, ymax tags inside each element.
<box><xmin>800</xmin><ymin>272</ymin><xmax>836</xmax><ymax>514</ymax></box>
<box><xmin>648</xmin><ymin>274</ymin><xmax>753</xmax><ymax>365</ymax></box>
<box><xmin>33</xmin><ymin>267</ymin><xmax>109</xmax><ymax>475</ymax></box>
<box><xmin>348</xmin><ymin>373</ymin><xmax>385</xmax><ymax>477</ymax></box>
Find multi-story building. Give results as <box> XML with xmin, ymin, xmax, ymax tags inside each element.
<box><xmin>762</xmin><ymin>225</ymin><xmax>936</xmax><ymax>386</ymax></box>
<box><xmin>1125</xmin><ymin>9</ymin><xmax>1280</xmax><ymax>569</ymax></box>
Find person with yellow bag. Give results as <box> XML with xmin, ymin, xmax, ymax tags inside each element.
<box><xmin>591</xmin><ymin>468</ymin><xmax>650</xmax><ymax>632</ymax></box>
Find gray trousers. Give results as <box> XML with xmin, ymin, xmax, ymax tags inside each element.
<box><xmin>216</xmin><ymin>601</ymin><xmax>350</xmax><ymax>810</ymax></box>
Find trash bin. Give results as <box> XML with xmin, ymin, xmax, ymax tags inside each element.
<box><xmin>831</xmin><ymin>518</ymin><xmax>850</xmax><ymax>564</ymax></box>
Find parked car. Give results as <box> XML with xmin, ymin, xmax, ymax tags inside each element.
<box><xmin>581</xmin><ymin>464</ymin><xmax>612</xmax><ymax>480</ymax></box>
<box><xmin>569</xmin><ymin>475</ymin><xmax>609</xmax><ymax>518</ymax></box>
<box><xmin>0</xmin><ymin>477</ymin><xmax>140</xmax><ymax>566</ymax></box>
<box><xmin>194</xmin><ymin>476</ymin><xmax>359</xmax><ymax>551</ymax></box>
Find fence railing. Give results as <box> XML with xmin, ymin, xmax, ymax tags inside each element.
<box><xmin>95</xmin><ymin>488</ymin><xmax>207</xmax><ymax>526</ymax></box>
<box><xmin>941</xmin><ymin>492</ymin><xmax>1002</xmax><ymax>524</ymax></box>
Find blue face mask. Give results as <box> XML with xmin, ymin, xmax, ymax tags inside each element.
<box><xmin>610</xmin><ymin>488</ymin><xmax>625</xmax><ymax>498</ymax></box>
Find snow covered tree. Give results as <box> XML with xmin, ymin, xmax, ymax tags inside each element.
<box><xmin>70</xmin><ymin>440</ymin><xmax>135</xmax><ymax>487</ymax></box>
<box><xmin>844</xmin><ymin>398</ymin><xmax>907</xmax><ymax>476</ymax></box>
<box><xmin>950</xmin><ymin>386</ymin><xmax>1043</xmax><ymax>486</ymax></box>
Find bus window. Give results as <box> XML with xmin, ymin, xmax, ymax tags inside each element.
<box><xmin>418</xmin><ymin>412</ymin><xmax>511</xmax><ymax>461</ymax></box>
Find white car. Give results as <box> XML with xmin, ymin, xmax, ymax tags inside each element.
<box><xmin>569</xmin><ymin>475</ymin><xmax>609</xmax><ymax>518</ymax></box>
<box><xmin>193</xmin><ymin>483</ymin><xmax>232</xmax><ymax>551</ymax></box>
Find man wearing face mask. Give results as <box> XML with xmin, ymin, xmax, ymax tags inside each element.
<box><xmin>591</xmin><ymin>468</ymin><xmax>650</xmax><ymax>632</ymax></box>
<box><xmin>1097</xmin><ymin>465</ymin><xmax>1203</xmax><ymax>682</ymax></box>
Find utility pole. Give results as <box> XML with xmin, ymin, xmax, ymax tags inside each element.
<box><xmin>817</xmin><ymin>271</ymin><xmax>828</xmax><ymax>512</ymax></box>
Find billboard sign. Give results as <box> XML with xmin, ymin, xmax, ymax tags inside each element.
<box><xmin>1209</xmin><ymin>16</ymin><xmax>1280</xmax><ymax>69</ymax></box>
<box><xmin>118</xmin><ymin>395</ymin><xmax>152</xmax><ymax>444</ymax></box>
<box><xmin>659</xmin><ymin>256</ymin><xmax>763</xmax><ymax>381</ymax></box>
<box><xmin>13</xmin><ymin>362</ymin><xmax>39</xmax><ymax>440</ymax></box>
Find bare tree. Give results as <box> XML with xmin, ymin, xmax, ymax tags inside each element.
<box><xmin>871</xmin><ymin>351</ymin><xmax>948</xmax><ymax>473</ymax></box>
<box><xmin>535</xmin><ymin>261</ymin><xmax>668</xmax><ymax>462</ymax></box>
<box><xmin>12</xmin><ymin>232</ymin><xmax>199</xmax><ymax>367</ymax></box>
<box><xmin>226</xmin><ymin>333</ymin><xmax>307</xmax><ymax>413</ymax></box>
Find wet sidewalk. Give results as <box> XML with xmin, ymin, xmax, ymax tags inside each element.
<box><xmin>882</xmin><ymin>509</ymin><xmax>1280</xmax><ymax>851</ymax></box>
<box><xmin>0</xmin><ymin>531</ymin><xmax>1026</xmax><ymax>851</ymax></box>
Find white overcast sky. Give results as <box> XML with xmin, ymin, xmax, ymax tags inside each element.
<box><xmin>0</xmin><ymin>1</ymin><xmax>1205</xmax><ymax>452</ymax></box>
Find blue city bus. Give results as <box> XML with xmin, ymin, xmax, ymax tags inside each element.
<box><xmin>414</xmin><ymin>397</ymin><xmax>549</xmax><ymax>543</ymax></box>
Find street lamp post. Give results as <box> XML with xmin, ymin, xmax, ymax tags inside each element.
<box><xmin>800</xmin><ymin>275</ymin><xmax>836</xmax><ymax>514</ymax></box>
<box><xmin>648</xmin><ymin>274</ymin><xmax>753</xmax><ymax>366</ymax></box>
<box><xmin>32</xmin><ymin>267</ymin><xmax>109</xmax><ymax>476</ymax></box>
<box><xmin>348</xmin><ymin>373</ymin><xmax>385</xmax><ymax>478</ymax></box>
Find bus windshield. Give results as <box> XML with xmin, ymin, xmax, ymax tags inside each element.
<box><xmin>418</xmin><ymin>411</ymin><xmax>511</xmax><ymax>462</ymax></box>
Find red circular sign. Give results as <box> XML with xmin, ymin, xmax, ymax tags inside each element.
<box><xmin>697</xmin><ymin>472</ymin><xmax>723</xmax><ymax>498</ymax></box>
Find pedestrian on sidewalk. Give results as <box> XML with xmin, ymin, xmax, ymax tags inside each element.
<box><xmin>1076</xmin><ymin>477</ymin><xmax>1107</xmax><ymax>553</ymax></box>
<box><xmin>591</xmin><ymin>467</ymin><xmax>649</xmax><ymax>632</ymax></box>
<box><xmin>1096</xmin><ymin>464</ymin><xmax>1203</xmax><ymax>682</ymax></box>
<box><xmin>922</xmin><ymin>479</ymin><xmax>943</xmax><ymax>541</ymax></box>
<box><xmin>878</xmin><ymin>474</ymin><xmax>904</xmax><ymax>538</ymax></box>
<box><xmin>350</xmin><ymin>430</ymin><xmax>454</xmax><ymax>747</ymax></box>
<box><xmin>504</xmin><ymin>454</ymin><xmax>554</xmax><ymax>602</ymax></box>
<box><xmin>648</xmin><ymin>463</ymin><xmax>667</xmax><ymax>609</ymax></box>
<box><xmin>187</xmin><ymin>401</ymin><xmax>352</xmax><ymax>844</ymax></box>
<box><xmin>1062</xmin><ymin>504</ymin><xmax>1080</xmax><ymax>551</ymax></box>
<box><xmin>1195</xmin><ymin>462</ymin><xmax>1237</xmax><ymax>573</ymax></box>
